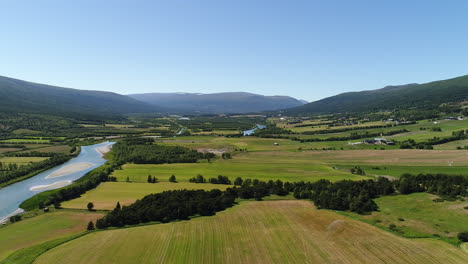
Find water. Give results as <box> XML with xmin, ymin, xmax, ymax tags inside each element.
<box><xmin>242</xmin><ymin>124</ymin><xmax>266</xmax><ymax>136</ymax></box>
<box><xmin>0</xmin><ymin>141</ymin><xmax>114</xmax><ymax>221</ymax></box>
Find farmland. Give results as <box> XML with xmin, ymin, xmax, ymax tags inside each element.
<box><xmin>34</xmin><ymin>200</ymin><xmax>468</xmax><ymax>264</ymax></box>
<box><xmin>0</xmin><ymin>210</ymin><xmax>103</xmax><ymax>262</ymax></box>
<box><xmin>341</xmin><ymin>193</ymin><xmax>468</xmax><ymax>244</ymax></box>
<box><xmin>0</xmin><ymin>157</ymin><xmax>48</xmax><ymax>165</ymax></box>
<box><xmin>111</xmin><ymin>151</ymin><xmax>369</xmax><ymax>183</ymax></box>
<box><xmin>63</xmin><ymin>182</ymin><xmax>230</xmax><ymax>210</ymax></box>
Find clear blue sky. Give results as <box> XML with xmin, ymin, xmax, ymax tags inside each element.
<box><xmin>1</xmin><ymin>0</ymin><xmax>467</xmax><ymax>101</ymax></box>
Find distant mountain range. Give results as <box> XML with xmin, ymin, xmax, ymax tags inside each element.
<box><xmin>128</xmin><ymin>92</ymin><xmax>305</xmax><ymax>113</ymax></box>
<box><xmin>2</xmin><ymin>74</ymin><xmax>467</xmax><ymax>118</ymax></box>
<box><xmin>0</xmin><ymin>76</ymin><xmax>304</xmax><ymax>117</ymax></box>
<box><xmin>0</xmin><ymin>76</ymin><xmax>159</xmax><ymax>118</ymax></box>
<box><xmin>287</xmin><ymin>75</ymin><xmax>468</xmax><ymax>114</ymax></box>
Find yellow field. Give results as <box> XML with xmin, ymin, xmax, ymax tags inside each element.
<box><xmin>35</xmin><ymin>200</ymin><xmax>468</xmax><ymax>264</ymax></box>
<box><xmin>63</xmin><ymin>182</ymin><xmax>230</xmax><ymax>210</ymax></box>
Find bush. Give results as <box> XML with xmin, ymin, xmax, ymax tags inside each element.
<box><xmin>458</xmin><ymin>232</ymin><xmax>468</xmax><ymax>242</ymax></box>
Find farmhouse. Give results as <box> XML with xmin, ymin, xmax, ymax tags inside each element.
<box><xmin>363</xmin><ymin>138</ymin><xmax>395</xmax><ymax>145</ymax></box>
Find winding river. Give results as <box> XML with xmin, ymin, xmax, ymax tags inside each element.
<box><xmin>0</xmin><ymin>141</ymin><xmax>114</xmax><ymax>222</ymax></box>
<box><xmin>243</xmin><ymin>124</ymin><xmax>266</xmax><ymax>136</ymax></box>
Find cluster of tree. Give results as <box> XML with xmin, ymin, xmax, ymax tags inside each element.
<box><xmin>396</xmin><ymin>173</ymin><xmax>467</xmax><ymax>197</ymax></box>
<box><xmin>189</xmin><ymin>174</ymin><xmax>206</xmax><ymax>183</ymax></box>
<box><xmin>221</xmin><ymin>153</ymin><xmax>232</xmax><ymax>159</ymax></box>
<box><xmin>112</xmin><ymin>138</ymin><xmax>205</xmax><ymax>164</ymax></box>
<box><xmin>95</xmin><ymin>189</ymin><xmax>236</xmax><ymax>228</ymax></box>
<box><xmin>9</xmin><ymin>215</ymin><xmax>22</xmax><ymax>223</ymax></box>
<box><xmin>189</xmin><ymin>174</ymin><xmax>231</xmax><ymax>185</ymax></box>
<box><xmin>209</xmin><ymin>175</ymin><xmax>231</xmax><ymax>184</ymax></box>
<box><xmin>233</xmin><ymin>178</ymin><xmax>289</xmax><ymax>200</ymax></box>
<box><xmin>0</xmin><ymin>154</ymin><xmax>72</xmax><ymax>185</ymax></box>
<box><xmin>147</xmin><ymin>175</ymin><xmax>159</xmax><ymax>183</ymax></box>
<box><xmin>292</xmin><ymin>177</ymin><xmax>395</xmax><ymax>214</ymax></box>
<box><xmin>350</xmin><ymin>166</ymin><xmax>366</xmax><ymax>175</ymax></box>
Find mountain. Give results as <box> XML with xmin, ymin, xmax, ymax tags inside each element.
<box><xmin>287</xmin><ymin>75</ymin><xmax>468</xmax><ymax>114</ymax></box>
<box><xmin>128</xmin><ymin>92</ymin><xmax>305</xmax><ymax>114</ymax></box>
<box><xmin>0</xmin><ymin>75</ymin><xmax>159</xmax><ymax>118</ymax></box>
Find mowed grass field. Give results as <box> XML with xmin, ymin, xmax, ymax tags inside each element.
<box><xmin>63</xmin><ymin>182</ymin><xmax>230</xmax><ymax>210</ymax></box>
<box><xmin>0</xmin><ymin>210</ymin><xmax>103</xmax><ymax>262</ymax></box>
<box><xmin>111</xmin><ymin>151</ymin><xmax>368</xmax><ymax>183</ymax></box>
<box><xmin>35</xmin><ymin>200</ymin><xmax>468</xmax><ymax>264</ymax></box>
<box><xmin>341</xmin><ymin>193</ymin><xmax>468</xmax><ymax>243</ymax></box>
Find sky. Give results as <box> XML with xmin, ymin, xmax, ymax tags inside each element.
<box><xmin>1</xmin><ymin>0</ymin><xmax>468</xmax><ymax>102</ymax></box>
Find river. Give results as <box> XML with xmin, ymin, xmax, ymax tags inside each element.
<box><xmin>0</xmin><ymin>141</ymin><xmax>114</xmax><ymax>222</ymax></box>
<box><xmin>242</xmin><ymin>124</ymin><xmax>266</xmax><ymax>136</ymax></box>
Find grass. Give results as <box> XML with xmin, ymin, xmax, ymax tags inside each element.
<box><xmin>434</xmin><ymin>139</ymin><xmax>468</xmax><ymax>150</ymax></box>
<box><xmin>63</xmin><ymin>182</ymin><xmax>231</xmax><ymax>210</ymax></box>
<box><xmin>0</xmin><ymin>210</ymin><xmax>103</xmax><ymax>262</ymax></box>
<box><xmin>340</xmin><ymin>193</ymin><xmax>468</xmax><ymax>244</ymax></box>
<box><xmin>0</xmin><ymin>139</ymin><xmax>50</xmax><ymax>144</ymax></box>
<box><xmin>111</xmin><ymin>151</ymin><xmax>368</xmax><ymax>183</ymax></box>
<box><xmin>335</xmin><ymin>164</ymin><xmax>468</xmax><ymax>178</ymax></box>
<box><xmin>0</xmin><ymin>157</ymin><xmax>48</xmax><ymax>165</ymax></box>
<box><xmin>34</xmin><ymin>200</ymin><xmax>468</xmax><ymax>264</ymax></box>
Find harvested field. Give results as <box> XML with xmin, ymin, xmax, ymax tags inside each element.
<box><xmin>35</xmin><ymin>201</ymin><xmax>468</xmax><ymax>264</ymax></box>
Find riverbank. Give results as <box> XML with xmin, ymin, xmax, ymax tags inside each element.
<box><xmin>46</xmin><ymin>162</ymin><xmax>94</xmax><ymax>179</ymax></box>
<box><xmin>30</xmin><ymin>180</ymin><xmax>72</xmax><ymax>192</ymax></box>
<box><xmin>0</xmin><ymin>208</ymin><xmax>24</xmax><ymax>224</ymax></box>
<box><xmin>95</xmin><ymin>144</ymin><xmax>112</xmax><ymax>157</ymax></box>
<box><xmin>0</xmin><ymin>147</ymin><xmax>81</xmax><ymax>189</ymax></box>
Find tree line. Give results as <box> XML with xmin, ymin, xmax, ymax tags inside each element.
<box><xmin>0</xmin><ymin>154</ymin><xmax>73</xmax><ymax>185</ymax></box>
<box><xmin>112</xmin><ymin>138</ymin><xmax>205</xmax><ymax>164</ymax></box>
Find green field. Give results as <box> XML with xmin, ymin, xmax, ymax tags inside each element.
<box><xmin>34</xmin><ymin>200</ymin><xmax>468</xmax><ymax>264</ymax></box>
<box><xmin>0</xmin><ymin>210</ymin><xmax>103</xmax><ymax>262</ymax></box>
<box><xmin>341</xmin><ymin>193</ymin><xmax>468</xmax><ymax>244</ymax></box>
<box><xmin>0</xmin><ymin>157</ymin><xmax>48</xmax><ymax>165</ymax></box>
<box><xmin>0</xmin><ymin>139</ymin><xmax>50</xmax><ymax>144</ymax></box>
<box><xmin>335</xmin><ymin>164</ymin><xmax>468</xmax><ymax>178</ymax></box>
<box><xmin>111</xmin><ymin>151</ymin><xmax>368</xmax><ymax>183</ymax></box>
<box><xmin>434</xmin><ymin>139</ymin><xmax>468</xmax><ymax>150</ymax></box>
<box><xmin>63</xmin><ymin>182</ymin><xmax>230</xmax><ymax>210</ymax></box>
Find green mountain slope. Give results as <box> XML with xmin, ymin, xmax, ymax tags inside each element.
<box><xmin>0</xmin><ymin>76</ymin><xmax>159</xmax><ymax>118</ymax></box>
<box><xmin>128</xmin><ymin>92</ymin><xmax>305</xmax><ymax>113</ymax></box>
<box><xmin>287</xmin><ymin>75</ymin><xmax>468</xmax><ymax>114</ymax></box>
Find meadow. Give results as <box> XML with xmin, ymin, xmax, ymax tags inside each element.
<box><xmin>34</xmin><ymin>200</ymin><xmax>468</xmax><ymax>264</ymax></box>
<box><xmin>111</xmin><ymin>151</ymin><xmax>368</xmax><ymax>183</ymax></box>
<box><xmin>0</xmin><ymin>157</ymin><xmax>48</xmax><ymax>165</ymax></box>
<box><xmin>0</xmin><ymin>210</ymin><xmax>103</xmax><ymax>262</ymax></box>
<box><xmin>341</xmin><ymin>193</ymin><xmax>468</xmax><ymax>244</ymax></box>
<box><xmin>63</xmin><ymin>182</ymin><xmax>230</xmax><ymax>210</ymax></box>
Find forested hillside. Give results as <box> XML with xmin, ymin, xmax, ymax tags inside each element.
<box><xmin>287</xmin><ymin>75</ymin><xmax>468</xmax><ymax>114</ymax></box>
<box><xmin>0</xmin><ymin>76</ymin><xmax>160</xmax><ymax>118</ymax></box>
